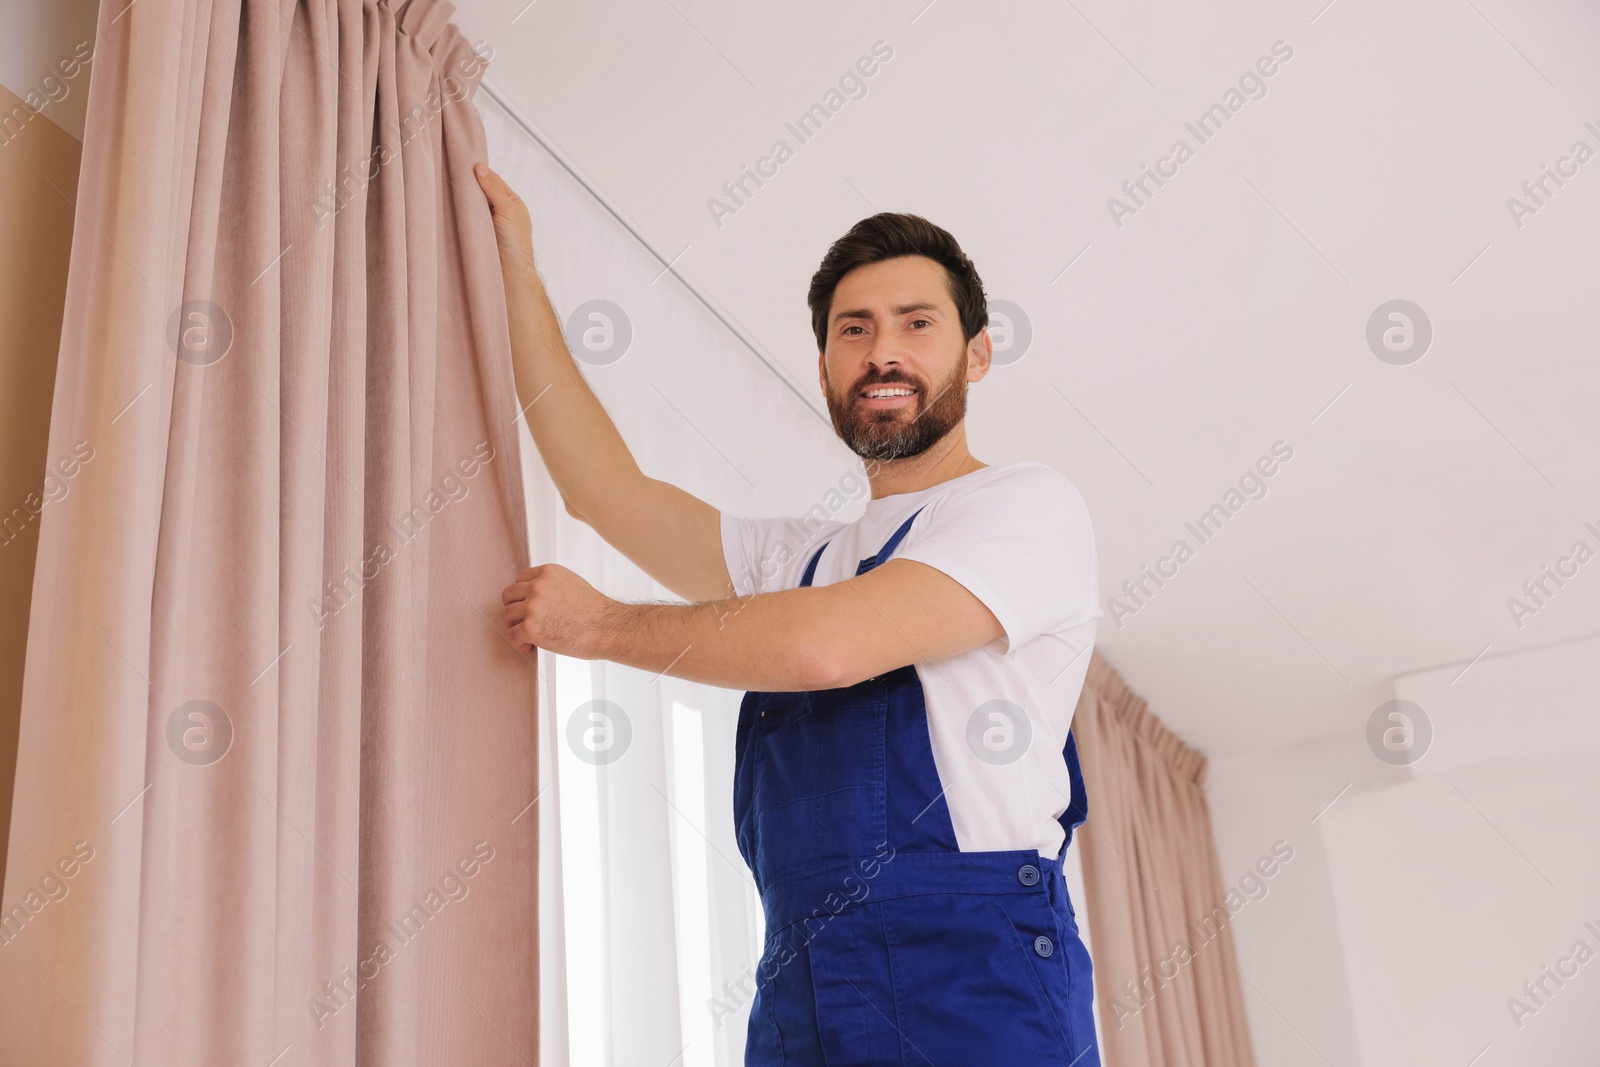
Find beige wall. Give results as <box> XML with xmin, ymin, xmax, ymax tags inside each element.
<box><xmin>0</xmin><ymin>79</ymin><xmax>81</xmax><ymax>891</ymax></box>
<box><xmin>0</xmin><ymin>0</ymin><xmax>99</xmax><ymax>142</ymax></box>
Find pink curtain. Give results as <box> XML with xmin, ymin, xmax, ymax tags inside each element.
<box><xmin>0</xmin><ymin>2</ymin><xmax>540</xmax><ymax>1064</ymax></box>
<box><xmin>1073</xmin><ymin>652</ymin><xmax>1256</xmax><ymax>1065</ymax></box>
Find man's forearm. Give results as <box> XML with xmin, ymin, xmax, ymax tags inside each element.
<box><xmin>480</xmin><ymin>166</ymin><xmax>733</xmax><ymax>606</ymax></box>
<box><xmin>595</xmin><ymin>588</ymin><xmax>836</xmax><ymax>693</ymax></box>
<box><xmin>514</xmin><ymin>553</ymin><xmax>1003</xmax><ymax>692</ymax></box>
<box><xmin>502</xmin><ymin>261</ymin><xmax>642</xmax><ymax>519</ymax></box>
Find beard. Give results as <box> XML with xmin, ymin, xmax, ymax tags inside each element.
<box><xmin>825</xmin><ymin>348</ymin><xmax>969</xmax><ymax>461</ymax></box>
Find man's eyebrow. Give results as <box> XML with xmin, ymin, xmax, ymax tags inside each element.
<box><xmin>831</xmin><ymin>302</ymin><xmax>942</xmax><ymax>324</ymax></box>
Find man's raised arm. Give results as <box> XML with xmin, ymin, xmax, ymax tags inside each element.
<box><xmin>475</xmin><ymin>162</ymin><xmax>733</xmax><ymax>604</ymax></box>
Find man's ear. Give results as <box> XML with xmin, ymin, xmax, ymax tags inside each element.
<box><xmin>817</xmin><ymin>350</ymin><xmax>829</xmax><ymax>394</ymax></box>
<box><xmin>968</xmin><ymin>329</ymin><xmax>994</xmax><ymax>382</ymax></box>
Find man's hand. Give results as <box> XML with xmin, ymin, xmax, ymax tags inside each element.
<box><xmin>501</xmin><ymin>564</ymin><xmax>617</xmax><ymax>658</ymax></box>
<box><xmin>474</xmin><ymin>162</ymin><xmax>537</xmax><ymax>278</ymax></box>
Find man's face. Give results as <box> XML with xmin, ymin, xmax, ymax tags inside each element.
<box><xmin>818</xmin><ymin>255</ymin><xmax>991</xmax><ymax>461</ymax></box>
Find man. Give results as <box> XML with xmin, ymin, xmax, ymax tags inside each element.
<box><xmin>474</xmin><ymin>161</ymin><xmax>1102</xmax><ymax>1065</ymax></box>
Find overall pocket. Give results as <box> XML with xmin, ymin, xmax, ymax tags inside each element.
<box><xmin>747</xmin><ymin>691</ymin><xmax>888</xmax><ymax>885</ymax></box>
<box><xmin>878</xmin><ymin>891</ymin><xmax>1071</xmax><ymax>1062</ymax></box>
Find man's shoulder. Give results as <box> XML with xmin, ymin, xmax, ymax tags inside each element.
<box><xmin>931</xmin><ymin>461</ymin><xmax>1089</xmax><ymax>515</ymax></box>
<box><xmin>913</xmin><ymin>461</ymin><xmax>1096</xmax><ymax>563</ymax></box>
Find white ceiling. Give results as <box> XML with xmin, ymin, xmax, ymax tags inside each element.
<box><xmin>472</xmin><ymin>0</ymin><xmax>1600</xmax><ymax>759</ymax></box>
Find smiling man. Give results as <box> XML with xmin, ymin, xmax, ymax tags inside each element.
<box><xmin>475</xmin><ymin>162</ymin><xmax>1102</xmax><ymax>1065</ymax></box>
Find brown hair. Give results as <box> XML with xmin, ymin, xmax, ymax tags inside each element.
<box><xmin>806</xmin><ymin>213</ymin><xmax>988</xmax><ymax>353</ymax></box>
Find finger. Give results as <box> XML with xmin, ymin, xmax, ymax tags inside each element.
<box><xmin>473</xmin><ymin>163</ymin><xmax>505</xmax><ymax>209</ymax></box>
<box><xmin>473</xmin><ymin>162</ymin><xmax>495</xmax><ymax>199</ymax></box>
<box><xmin>473</xmin><ymin>161</ymin><xmax>501</xmax><ymax>194</ymax></box>
<box><xmin>474</xmin><ymin>163</ymin><xmax>520</xmax><ymax>213</ymax></box>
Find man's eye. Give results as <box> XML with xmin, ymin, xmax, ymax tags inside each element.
<box><xmin>842</xmin><ymin>325</ymin><xmax>864</xmax><ymax>335</ymax></box>
<box><xmin>910</xmin><ymin>319</ymin><xmax>930</xmax><ymax>329</ymax></box>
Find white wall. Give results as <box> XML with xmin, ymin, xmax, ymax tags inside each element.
<box><xmin>1211</xmin><ymin>634</ymin><xmax>1600</xmax><ymax>1066</ymax></box>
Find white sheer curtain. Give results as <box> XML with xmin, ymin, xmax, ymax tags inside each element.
<box><xmin>525</xmin><ymin>487</ymin><xmax>763</xmax><ymax>1067</ymax></box>
<box><xmin>478</xmin><ymin>83</ymin><xmax>1099</xmax><ymax>1067</ymax></box>
<box><xmin>478</xmin><ymin>87</ymin><xmax>839</xmax><ymax>1067</ymax></box>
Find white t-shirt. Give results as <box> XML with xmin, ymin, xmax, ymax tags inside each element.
<box><xmin>720</xmin><ymin>461</ymin><xmax>1101</xmax><ymax>862</ymax></box>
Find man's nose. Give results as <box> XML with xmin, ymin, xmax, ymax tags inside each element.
<box><xmin>864</xmin><ymin>341</ymin><xmax>903</xmax><ymax>371</ymax></box>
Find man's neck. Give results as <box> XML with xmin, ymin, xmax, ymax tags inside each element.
<box><xmin>865</xmin><ymin>429</ymin><xmax>986</xmax><ymax>499</ymax></box>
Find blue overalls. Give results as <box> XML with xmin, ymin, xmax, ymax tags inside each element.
<box><xmin>732</xmin><ymin>506</ymin><xmax>1100</xmax><ymax>1065</ymax></box>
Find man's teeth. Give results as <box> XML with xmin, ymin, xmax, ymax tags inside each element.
<box><xmin>866</xmin><ymin>387</ymin><xmax>915</xmax><ymax>398</ymax></box>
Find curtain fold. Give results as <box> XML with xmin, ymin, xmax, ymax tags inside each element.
<box><xmin>0</xmin><ymin>1</ymin><xmax>540</xmax><ymax>1063</ymax></box>
<box><xmin>1073</xmin><ymin>651</ymin><xmax>1256</xmax><ymax>1066</ymax></box>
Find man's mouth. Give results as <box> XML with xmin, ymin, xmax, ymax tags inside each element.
<box><xmin>858</xmin><ymin>384</ymin><xmax>918</xmax><ymax>409</ymax></box>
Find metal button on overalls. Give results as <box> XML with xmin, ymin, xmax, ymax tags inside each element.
<box><xmin>731</xmin><ymin>506</ymin><xmax>1101</xmax><ymax>1065</ymax></box>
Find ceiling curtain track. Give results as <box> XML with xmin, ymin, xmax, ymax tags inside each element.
<box><xmin>0</xmin><ymin>1</ymin><xmax>541</xmax><ymax>1063</ymax></box>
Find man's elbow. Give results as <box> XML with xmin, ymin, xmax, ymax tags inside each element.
<box><xmin>798</xmin><ymin>644</ymin><xmax>890</xmax><ymax>691</ymax></box>
<box><xmin>797</xmin><ymin>647</ymin><xmax>853</xmax><ymax>692</ymax></box>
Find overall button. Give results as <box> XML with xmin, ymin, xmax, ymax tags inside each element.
<box><xmin>1033</xmin><ymin>935</ymin><xmax>1054</xmax><ymax>958</ymax></box>
<box><xmin>1017</xmin><ymin>864</ymin><xmax>1040</xmax><ymax>886</ymax></box>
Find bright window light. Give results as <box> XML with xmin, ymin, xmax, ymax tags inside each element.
<box><xmin>668</xmin><ymin>700</ymin><xmax>715</xmax><ymax>1067</ymax></box>
<box><xmin>556</xmin><ymin>653</ymin><xmax>606</xmax><ymax>1064</ymax></box>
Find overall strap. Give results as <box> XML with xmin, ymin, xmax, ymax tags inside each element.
<box><xmin>1055</xmin><ymin>728</ymin><xmax>1089</xmax><ymax>863</ymax></box>
<box><xmin>798</xmin><ymin>541</ymin><xmax>829</xmax><ymax>588</ymax></box>
<box><xmin>856</xmin><ymin>505</ymin><xmax>926</xmax><ymax>576</ymax></box>
<box><xmin>797</xmin><ymin>505</ymin><xmax>927</xmax><ymax>589</ymax></box>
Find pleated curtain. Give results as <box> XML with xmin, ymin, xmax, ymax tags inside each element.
<box><xmin>1073</xmin><ymin>652</ymin><xmax>1257</xmax><ymax>1065</ymax></box>
<box><xmin>0</xmin><ymin>1</ymin><xmax>540</xmax><ymax>1063</ymax></box>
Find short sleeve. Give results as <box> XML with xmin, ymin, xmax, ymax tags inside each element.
<box><xmin>720</xmin><ymin>511</ymin><xmax>836</xmax><ymax>598</ymax></box>
<box><xmin>721</xmin><ymin>512</ymin><xmax>765</xmax><ymax>598</ymax></box>
<box><xmin>895</xmin><ymin>466</ymin><xmax>1100</xmax><ymax>653</ymax></box>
